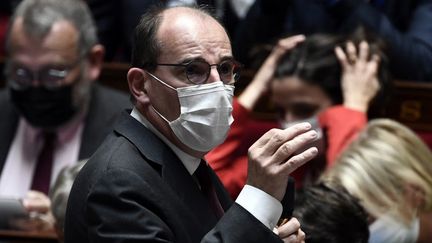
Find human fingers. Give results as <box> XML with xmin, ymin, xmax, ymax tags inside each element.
<box><xmin>251</xmin><ymin>36</ymin><xmax>304</xmax><ymax>92</ymax></box>
<box><xmin>280</xmin><ymin>147</ymin><xmax>318</xmax><ymax>175</ymax></box>
<box><xmin>282</xmin><ymin>234</ymin><xmax>298</xmax><ymax>243</ymax></box>
<box><xmin>335</xmin><ymin>46</ymin><xmax>349</xmax><ymax>69</ymax></box>
<box><xmin>355</xmin><ymin>41</ymin><xmax>369</xmax><ymax>71</ymax></box>
<box><xmin>22</xmin><ymin>190</ymin><xmax>51</xmax><ymax>213</ymax></box>
<box><xmin>247</xmin><ymin>125</ymin><xmax>316</xmax><ymax>201</ymax></box>
<box><xmin>259</xmin><ymin>35</ymin><xmax>306</xmax><ymax>77</ymax></box>
<box><xmin>264</xmin><ymin>35</ymin><xmax>306</xmax><ymax>68</ymax></box>
<box><xmin>358</xmin><ymin>41</ymin><xmax>369</xmax><ymax>63</ymax></box>
<box><xmin>281</xmin><ymin>229</ymin><xmax>306</xmax><ymax>243</ymax></box>
<box><xmin>277</xmin><ymin>35</ymin><xmax>306</xmax><ymax>50</ymax></box>
<box><xmin>298</xmin><ymin>229</ymin><xmax>306</xmax><ymax>242</ymax></box>
<box><xmin>346</xmin><ymin>41</ymin><xmax>357</xmax><ymax>64</ymax></box>
<box><xmin>271</xmin><ymin>129</ymin><xmax>317</xmax><ymax>165</ymax></box>
<box><xmin>366</xmin><ymin>54</ymin><xmax>380</xmax><ymax>75</ymax></box>
<box><xmin>246</xmin><ymin>145</ymin><xmax>317</xmax><ymax>201</ymax></box>
<box><xmin>278</xmin><ymin>217</ymin><xmax>301</xmax><ymax>238</ymax></box>
<box><xmin>366</xmin><ymin>54</ymin><xmax>380</xmax><ymax>92</ymax></box>
<box><xmin>250</xmin><ymin>123</ymin><xmax>313</xmax><ymax>156</ymax></box>
<box><xmin>9</xmin><ymin>217</ymin><xmax>53</xmax><ymax>231</ymax></box>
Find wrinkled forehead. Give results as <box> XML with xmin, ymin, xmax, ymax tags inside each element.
<box><xmin>156</xmin><ymin>8</ymin><xmax>232</xmax><ymax>62</ymax></box>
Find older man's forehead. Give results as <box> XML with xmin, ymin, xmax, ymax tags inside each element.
<box><xmin>157</xmin><ymin>8</ymin><xmax>232</xmax><ymax>62</ymax></box>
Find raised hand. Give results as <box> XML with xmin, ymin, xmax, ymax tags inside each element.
<box><xmin>246</xmin><ymin>122</ymin><xmax>318</xmax><ymax>201</ymax></box>
<box><xmin>274</xmin><ymin>217</ymin><xmax>306</xmax><ymax>243</ymax></box>
<box><xmin>335</xmin><ymin>41</ymin><xmax>380</xmax><ymax>113</ymax></box>
<box><xmin>238</xmin><ymin>35</ymin><xmax>305</xmax><ymax>110</ymax></box>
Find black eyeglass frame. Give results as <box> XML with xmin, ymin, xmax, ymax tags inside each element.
<box><xmin>155</xmin><ymin>59</ymin><xmax>242</xmax><ymax>85</ymax></box>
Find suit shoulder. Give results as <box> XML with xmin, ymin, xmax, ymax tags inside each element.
<box><xmin>83</xmin><ymin>133</ymin><xmax>154</xmax><ymax>180</ymax></box>
<box><xmin>0</xmin><ymin>89</ymin><xmax>11</xmax><ymax>107</ymax></box>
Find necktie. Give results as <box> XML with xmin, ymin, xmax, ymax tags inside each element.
<box><xmin>194</xmin><ymin>161</ymin><xmax>224</xmax><ymax>218</ymax></box>
<box><xmin>31</xmin><ymin>132</ymin><xmax>56</xmax><ymax>195</ymax></box>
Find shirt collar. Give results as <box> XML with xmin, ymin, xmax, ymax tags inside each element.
<box><xmin>130</xmin><ymin>107</ymin><xmax>201</xmax><ymax>175</ymax></box>
<box><xmin>21</xmin><ymin>111</ymin><xmax>85</xmax><ymax>145</ymax></box>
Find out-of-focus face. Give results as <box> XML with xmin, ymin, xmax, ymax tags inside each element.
<box><xmin>8</xmin><ymin>18</ymin><xmax>85</xmax><ymax>89</ymax></box>
<box><xmin>270</xmin><ymin>76</ymin><xmax>333</xmax><ymax>122</ymax></box>
<box><xmin>7</xmin><ymin>17</ymin><xmax>94</xmax><ymax>128</ymax></box>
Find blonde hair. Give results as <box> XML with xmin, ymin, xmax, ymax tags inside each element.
<box><xmin>321</xmin><ymin>119</ymin><xmax>432</xmax><ymax>225</ymax></box>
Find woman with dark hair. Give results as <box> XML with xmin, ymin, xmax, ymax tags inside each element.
<box><xmin>206</xmin><ymin>30</ymin><xmax>390</xmax><ymax>199</ymax></box>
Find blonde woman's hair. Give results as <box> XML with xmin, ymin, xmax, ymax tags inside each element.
<box><xmin>321</xmin><ymin>119</ymin><xmax>432</xmax><ymax>225</ymax></box>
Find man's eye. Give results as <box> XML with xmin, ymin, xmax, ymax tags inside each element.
<box><xmin>186</xmin><ymin>63</ymin><xmax>205</xmax><ymax>76</ymax></box>
<box><xmin>16</xmin><ymin>68</ymin><xmax>31</xmax><ymax>77</ymax></box>
<box><xmin>218</xmin><ymin>62</ymin><xmax>233</xmax><ymax>75</ymax></box>
<box><xmin>47</xmin><ymin>69</ymin><xmax>67</xmax><ymax>78</ymax></box>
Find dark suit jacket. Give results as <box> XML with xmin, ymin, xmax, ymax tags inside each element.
<box><xmin>65</xmin><ymin>111</ymin><xmax>282</xmax><ymax>243</ymax></box>
<box><xmin>0</xmin><ymin>83</ymin><xmax>131</xmax><ymax>173</ymax></box>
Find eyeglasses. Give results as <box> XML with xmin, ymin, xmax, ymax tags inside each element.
<box><xmin>156</xmin><ymin>59</ymin><xmax>242</xmax><ymax>85</ymax></box>
<box><xmin>6</xmin><ymin>58</ymin><xmax>83</xmax><ymax>90</ymax></box>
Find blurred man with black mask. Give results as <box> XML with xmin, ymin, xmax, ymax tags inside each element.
<box><xmin>0</xmin><ymin>0</ymin><xmax>130</xmax><ymax>231</ymax></box>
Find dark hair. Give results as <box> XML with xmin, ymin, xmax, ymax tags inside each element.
<box><xmin>131</xmin><ymin>4</ymin><xmax>164</xmax><ymax>70</ymax></box>
<box><xmin>275</xmin><ymin>28</ymin><xmax>391</xmax><ymax>109</ymax></box>
<box><xmin>275</xmin><ymin>34</ymin><xmax>345</xmax><ymax>104</ymax></box>
<box><xmin>293</xmin><ymin>182</ymin><xmax>369</xmax><ymax>243</ymax></box>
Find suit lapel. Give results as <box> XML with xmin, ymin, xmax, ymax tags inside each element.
<box><xmin>0</xmin><ymin>90</ymin><xmax>19</xmax><ymax>172</ymax></box>
<box><xmin>113</xmin><ymin>112</ymin><xmax>219</xmax><ymax>229</ymax></box>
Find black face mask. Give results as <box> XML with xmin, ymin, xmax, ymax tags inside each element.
<box><xmin>9</xmin><ymin>85</ymin><xmax>78</xmax><ymax>128</ymax></box>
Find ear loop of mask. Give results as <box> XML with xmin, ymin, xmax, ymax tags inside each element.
<box><xmin>146</xmin><ymin>71</ymin><xmax>176</xmax><ymax>91</ymax></box>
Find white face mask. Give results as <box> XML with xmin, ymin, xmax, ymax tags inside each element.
<box><xmin>369</xmin><ymin>214</ymin><xmax>419</xmax><ymax>243</ymax></box>
<box><xmin>147</xmin><ymin>72</ymin><xmax>234</xmax><ymax>152</ymax></box>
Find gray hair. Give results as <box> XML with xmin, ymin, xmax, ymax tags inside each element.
<box><xmin>49</xmin><ymin>159</ymin><xmax>87</xmax><ymax>233</ymax></box>
<box><xmin>6</xmin><ymin>0</ymin><xmax>98</xmax><ymax>56</ymax></box>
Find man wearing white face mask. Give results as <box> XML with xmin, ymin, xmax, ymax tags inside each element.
<box><xmin>65</xmin><ymin>5</ymin><xmax>318</xmax><ymax>243</ymax></box>
<box><xmin>145</xmin><ymin>71</ymin><xmax>235</xmax><ymax>152</ymax></box>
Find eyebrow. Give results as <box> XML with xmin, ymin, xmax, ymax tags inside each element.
<box><xmin>177</xmin><ymin>56</ymin><xmax>235</xmax><ymax>65</ymax></box>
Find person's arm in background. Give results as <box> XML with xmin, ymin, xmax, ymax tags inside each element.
<box><xmin>238</xmin><ymin>35</ymin><xmax>305</xmax><ymax>111</ymax></box>
<box><xmin>206</xmin><ymin>36</ymin><xmax>305</xmax><ymax>199</ymax></box>
<box><xmin>319</xmin><ymin>41</ymin><xmax>380</xmax><ymax>166</ymax></box>
<box><xmin>324</xmin><ymin>0</ymin><xmax>432</xmax><ymax>81</ymax></box>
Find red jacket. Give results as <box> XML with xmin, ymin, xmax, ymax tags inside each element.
<box><xmin>206</xmin><ymin>98</ymin><xmax>367</xmax><ymax>199</ymax></box>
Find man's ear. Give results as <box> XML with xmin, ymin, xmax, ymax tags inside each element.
<box><xmin>86</xmin><ymin>44</ymin><xmax>105</xmax><ymax>82</ymax></box>
<box><xmin>127</xmin><ymin>67</ymin><xmax>150</xmax><ymax>105</ymax></box>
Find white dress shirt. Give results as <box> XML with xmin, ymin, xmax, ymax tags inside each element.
<box><xmin>0</xmin><ymin>117</ymin><xmax>84</xmax><ymax>198</ymax></box>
